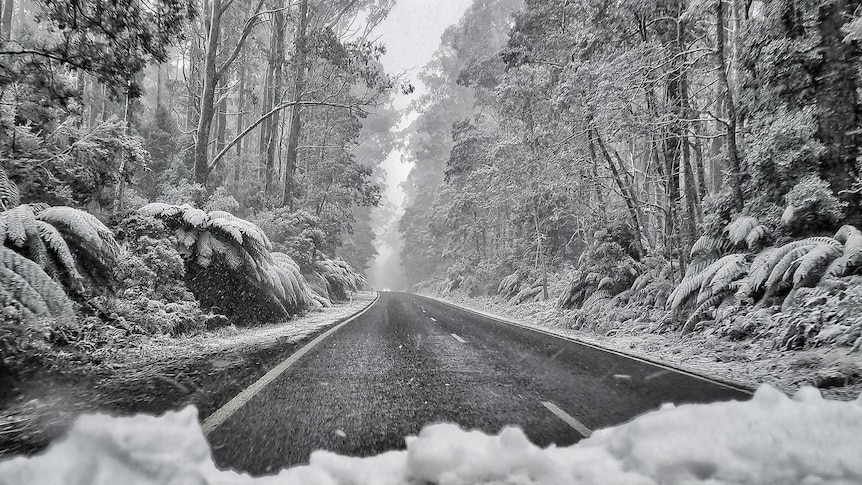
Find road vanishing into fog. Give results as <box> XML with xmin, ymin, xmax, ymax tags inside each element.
<box><xmin>207</xmin><ymin>292</ymin><xmax>750</xmax><ymax>475</ymax></box>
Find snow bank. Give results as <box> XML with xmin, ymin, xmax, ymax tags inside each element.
<box><xmin>2</xmin><ymin>385</ymin><xmax>861</xmax><ymax>485</ymax></box>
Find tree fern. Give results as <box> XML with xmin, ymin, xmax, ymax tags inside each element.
<box><xmin>844</xmin><ymin>233</ymin><xmax>862</xmax><ymax>269</ymax></box>
<box><xmin>754</xmin><ymin>238</ymin><xmax>840</xmax><ymax>291</ymax></box>
<box><xmin>140</xmin><ymin>204</ymin><xmax>313</xmax><ymax>320</ymax></box>
<box><xmin>834</xmin><ymin>225</ymin><xmax>861</xmax><ymax>244</ymax></box>
<box><xmin>793</xmin><ymin>244</ymin><xmax>842</xmax><ymax>288</ymax></box>
<box><xmin>735</xmin><ymin>248</ymin><xmax>776</xmax><ymax>299</ymax></box>
<box><xmin>36</xmin><ymin>206</ymin><xmax>120</xmax><ymax>288</ymax></box>
<box><xmin>0</xmin><ymin>165</ymin><xmax>20</xmax><ymax>210</ymax></box>
<box><xmin>726</xmin><ymin>216</ymin><xmax>758</xmax><ymax>245</ymax></box>
<box><xmin>764</xmin><ymin>244</ymin><xmax>819</xmax><ymax>295</ymax></box>
<box><xmin>682</xmin><ymin>293</ymin><xmax>726</xmax><ymax>334</ymax></box>
<box><xmin>2</xmin><ymin>204</ymin><xmax>118</xmax><ymax>293</ymax></box>
<box><xmin>0</xmin><ymin>247</ymin><xmax>74</xmax><ymax>324</ymax></box>
<box><xmin>315</xmin><ymin>256</ymin><xmax>367</xmax><ymax>301</ymax></box>
<box><xmin>498</xmin><ymin>271</ymin><xmax>520</xmax><ymax>298</ymax></box>
<box><xmin>706</xmin><ymin>254</ymin><xmax>748</xmax><ymax>298</ymax></box>
<box><xmin>745</xmin><ymin>225</ymin><xmax>769</xmax><ymax>250</ymax></box>
<box><xmin>668</xmin><ymin>272</ymin><xmax>709</xmax><ymax>313</ymax></box>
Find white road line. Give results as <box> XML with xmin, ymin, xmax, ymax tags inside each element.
<box><xmin>201</xmin><ymin>294</ymin><xmax>379</xmax><ymax>436</ymax></box>
<box><xmin>541</xmin><ymin>401</ymin><xmax>592</xmax><ymax>438</ymax></box>
<box><xmin>450</xmin><ymin>333</ymin><xmax>466</xmax><ymax>343</ymax></box>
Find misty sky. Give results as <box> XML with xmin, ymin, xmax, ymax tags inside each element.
<box><xmin>374</xmin><ymin>0</ymin><xmax>472</xmax><ymax>207</ymax></box>
<box><xmin>365</xmin><ymin>0</ymin><xmax>472</xmax><ymax>289</ymax></box>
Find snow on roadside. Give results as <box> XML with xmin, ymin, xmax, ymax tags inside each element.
<box><xmin>427</xmin><ymin>293</ymin><xmax>862</xmax><ymax>401</ymax></box>
<box><xmin>2</xmin><ymin>385</ymin><xmax>861</xmax><ymax>484</ymax></box>
<box><xmin>112</xmin><ymin>292</ymin><xmax>377</xmax><ymax>370</ymax></box>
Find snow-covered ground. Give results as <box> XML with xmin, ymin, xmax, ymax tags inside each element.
<box><xmin>113</xmin><ymin>292</ymin><xmax>378</xmax><ymax>372</ymax></box>
<box><xmin>1</xmin><ymin>384</ymin><xmax>860</xmax><ymax>484</ymax></box>
<box><xmin>427</xmin><ymin>294</ymin><xmax>862</xmax><ymax>401</ymax></box>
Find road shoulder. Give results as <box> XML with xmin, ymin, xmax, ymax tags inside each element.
<box><xmin>416</xmin><ymin>293</ymin><xmax>862</xmax><ymax>401</ymax></box>
<box><xmin>0</xmin><ymin>292</ymin><xmax>378</xmax><ymax>458</ymax></box>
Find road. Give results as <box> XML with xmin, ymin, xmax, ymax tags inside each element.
<box><xmin>207</xmin><ymin>292</ymin><xmax>750</xmax><ymax>476</ymax></box>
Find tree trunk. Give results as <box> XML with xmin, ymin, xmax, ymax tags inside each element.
<box><xmin>234</xmin><ymin>71</ymin><xmax>245</xmax><ymax>190</ymax></box>
<box><xmin>716</xmin><ymin>0</ymin><xmax>745</xmax><ymax>211</ymax></box>
<box><xmin>264</xmin><ymin>7</ymin><xmax>286</xmax><ymax>200</ymax></box>
<box><xmin>592</xmin><ymin>127</ymin><xmax>645</xmax><ymax>257</ymax></box>
<box><xmin>194</xmin><ymin>0</ymin><xmax>221</xmax><ymax>186</ymax></box>
<box><xmin>1</xmin><ymin>0</ymin><xmax>13</xmax><ymax>41</ymax></box>
<box><xmin>216</xmin><ymin>79</ymin><xmax>228</xmax><ymax>158</ymax></box>
<box><xmin>281</xmin><ymin>0</ymin><xmax>309</xmax><ymax>208</ymax></box>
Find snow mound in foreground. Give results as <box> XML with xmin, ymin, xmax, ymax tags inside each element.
<box><xmin>2</xmin><ymin>385</ymin><xmax>861</xmax><ymax>485</ymax></box>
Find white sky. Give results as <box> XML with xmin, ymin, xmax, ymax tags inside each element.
<box><xmin>373</xmin><ymin>0</ymin><xmax>472</xmax><ymax>208</ymax></box>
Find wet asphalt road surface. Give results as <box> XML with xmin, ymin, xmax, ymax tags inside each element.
<box><xmin>208</xmin><ymin>292</ymin><xmax>750</xmax><ymax>475</ymax></box>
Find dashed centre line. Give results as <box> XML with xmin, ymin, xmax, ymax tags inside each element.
<box><xmin>541</xmin><ymin>401</ymin><xmax>592</xmax><ymax>438</ymax></box>
<box><xmin>450</xmin><ymin>333</ymin><xmax>466</xmax><ymax>343</ymax></box>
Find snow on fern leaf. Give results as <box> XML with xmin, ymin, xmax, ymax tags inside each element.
<box><xmin>844</xmin><ymin>233</ymin><xmax>862</xmax><ymax>268</ymax></box>
<box><xmin>689</xmin><ymin>235</ymin><xmax>718</xmax><ymax>259</ymax></box>
<box><xmin>0</xmin><ymin>247</ymin><xmax>73</xmax><ymax>324</ymax></box>
<box><xmin>726</xmin><ymin>216</ymin><xmax>758</xmax><ymax>245</ymax></box>
<box><xmin>745</xmin><ymin>225</ymin><xmax>769</xmax><ymax>250</ymax></box>
<box><xmin>35</xmin><ymin>220</ymin><xmax>83</xmax><ymax>284</ymax></box>
<box><xmin>793</xmin><ymin>244</ymin><xmax>842</xmax><ymax>288</ymax></box>
<box><xmin>181</xmin><ymin>207</ymin><xmax>208</xmax><ymax>229</ymax></box>
<box><xmin>0</xmin><ymin>165</ymin><xmax>20</xmax><ymax>210</ymax></box>
<box><xmin>834</xmin><ymin>225</ymin><xmax>861</xmax><ymax>244</ymax></box>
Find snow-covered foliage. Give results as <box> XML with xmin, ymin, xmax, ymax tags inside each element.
<box><xmin>1</xmin><ymin>203</ymin><xmax>120</xmax><ymax>294</ymax></box>
<box><xmin>2</xmin><ymin>385</ymin><xmax>861</xmax><ymax>484</ymax></box>
<box><xmin>558</xmin><ymin>239</ymin><xmax>640</xmax><ymax>311</ymax></box>
<box><xmin>138</xmin><ymin>203</ymin><xmax>312</xmax><ymax>322</ymax></box>
<box><xmin>669</xmin><ymin>216</ymin><xmax>862</xmax><ymax>338</ymax></box>
<box><xmin>312</xmin><ymin>255</ymin><xmax>368</xmax><ymax>302</ymax></box>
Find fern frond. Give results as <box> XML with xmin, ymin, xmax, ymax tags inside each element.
<box><xmin>793</xmin><ymin>244</ymin><xmax>842</xmax><ymax>288</ymax></box>
<box><xmin>138</xmin><ymin>202</ymin><xmax>174</xmax><ymax>217</ymax></box>
<box><xmin>207</xmin><ymin>210</ymin><xmax>236</xmax><ymax>221</ymax></box>
<box><xmin>755</xmin><ymin>238</ymin><xmax>840</xmax><ymax>291</ymax></box>
<box><xmin>35</xmin><ymin>220</ymin><xmax>83</xmax><ymax>284</ymax></box>
<box><xmin>745</xmin><ymin>225</ymin><xmax>769</xmax><ymax>250</ymax></box>
<box><xmin>207</xmin><ymin>218</ymin><xmax>244</xmax><ymax>245</ymax></box>
<box><xmin>764</xmin><ymin>245</ymin><xmax>818</xmax><ymax>294</ymax></box>
<box><xmin>685</xmin><ymin>258</ymin><xmax>713</xmax><ymax>278</ymax></box>
<box><xmin>668</xmin><ymin>272</ymin><xmax>709</xmax><ymax>312</ymax></box>
<box><xmin>682</xmin><ymin>293</ymin><xmax>726</xmax><ymax>334</ymax></box>
<box><xmin>690</xmin><ymin>235</ymin><xmax>718</xmax><ymax>259</ymax></box>
<box><xmin>834</xmin><ymin>225</ymin><xmax>861</xmax><ymax>244</ymax></box>
<box><xmin>182</xmin><ymin>207</ymin><xmax>209</xmax><ymax>229</ymax></box>
<box><xmin>631</xmin><ymin>273</ymin><xmax>651</xmax><ymax>293</ymax></box>
<box><xmin>735</xmin><ymin>247</ymin><xmax>776</xmax><ymax>299</ymax></box>
<box><xmin>844</xmin><ymin>233</ymin><xmax>862</xmax><ymax>269</ymax></box>
<box><xmin>821</xmin><ymin>256</ymin><xmax>847</xmax><ymax>280</ymax></box>
<box><xmin>0</xmin><ymin>165</ymin><xmax>20</xmax><ymax>210</ymax></box>
<box><xmin>582</xmin><ymin>289</ymin><xmax>610</xmax><ymax>309</ymax></box>
<box><xmin>4</xmin><ymin>205</ymin><xmax>36</xmax><ymax>247</ymax></box>
<box><xmin>708</xmin><ymin>254</ymin><xmax>749</xmax><ymax>296</ymax></box>
<box><xmin>0</xmin><ymin>247</ymin><xmax>74</xmax><ymax>323</ymax></box>
<box><xmin>597</xmin><ymin>276</ymin><xmax>615</xmax><ymax>291</ymax></box>
<box><xmin>194</xmin><ymin>231</ymin><xmax>219</xmax><ymax>267</ymax></box>
<box><xmin>37</xmin><ymin>206</ymin><xmax>120</xmax><ymax>266</ymax></box>
<box><xmin>726</xmin><ymin>216</ymin><xmax>758</xmax><ymax>245</ymax></box>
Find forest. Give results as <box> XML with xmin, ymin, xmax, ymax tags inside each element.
<box><xmin>0</xmin><ymin>0</ymin><xmax>400</xmax><ymax>384</ymax></box>
<box><xmin>401</xmin><ymin>0</ymin><xmax>862</xmax><ymax>363</ymax></box>
<box><xmin>2</xmin><ymin>0</ymin><xmax>862</xmax><ymax>397</ymax></box>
